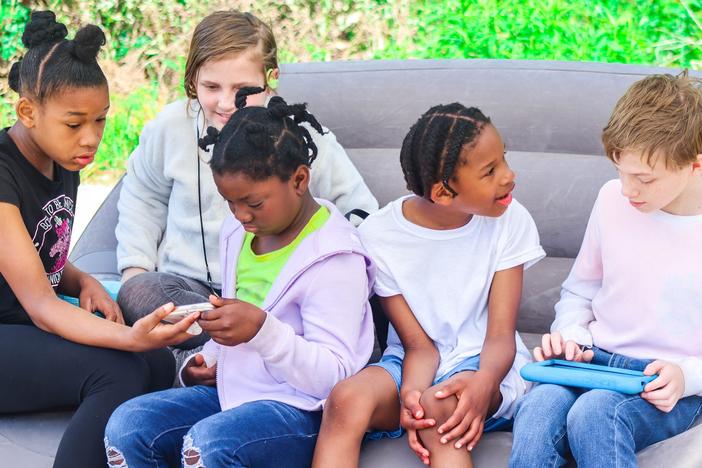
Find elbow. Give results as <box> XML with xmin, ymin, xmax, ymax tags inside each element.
<box><xmin>24</xmin><ymin>297</ymin><xmax>60</xmax><ymax>334</ymax></box>
<box><xmin>405</xmin><ymin>341</ymin><xmax>439</xmax><ymax>363</ymax></box>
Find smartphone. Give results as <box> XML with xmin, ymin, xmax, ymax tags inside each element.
<box><xmin>164</xmin><ymin>302</ymin><xmax>215</xmax><ymax>321</ymax></box>
<box><xmin>162</xmin><ymin>302</ymin><xmax>213</xmax><ymax>335</ymax></box>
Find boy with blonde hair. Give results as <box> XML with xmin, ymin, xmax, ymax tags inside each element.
<box><xmin>510</xmin><ymin>71</ymin><xmax>702</xmax><ymax>468</ymax></box>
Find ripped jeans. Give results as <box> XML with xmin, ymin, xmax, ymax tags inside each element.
<box><xmin>104</xmin><ymin>385</ymin><xmax>322</xmax><ymax>468</ymax></box>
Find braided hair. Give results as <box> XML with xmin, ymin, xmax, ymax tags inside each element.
<box><xmin>400</xmin><ymin>103</ymin><xmax>491</xmax><ymax>198</ymax></box>
<box><xmin>199</xmin><ymin>87</ymin><xmax>325</xmax><ymax>181</ymax></box>
<box><xmin>8</xmin><ymin>11</ymin><xmax>107</xmax><ymax>102</ymax></box>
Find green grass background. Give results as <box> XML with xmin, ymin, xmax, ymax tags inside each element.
<box><xmin>2</xmin><ymin>0</ymin><xmax>701</xmax><ymax>181</ymax></box>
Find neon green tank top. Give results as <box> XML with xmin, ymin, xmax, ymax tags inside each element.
<box><xmin>235</xmin><ymin>206</ymin><xmax>330</xmax><ymax>307</ymax></box>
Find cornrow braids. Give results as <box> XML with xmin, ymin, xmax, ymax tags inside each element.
<box><xmin>400</xmin><ymin>103</ymin><xmax>491</xmax><ymax>198</ymax></box>
<box><xmin>207</xmin><ymin>89</ymin><xmax>325</xmax><ymax>181</ymax></box>
<box><xmin>8</xmin><ymin>10</ymin><xmax>107</xmax><ymax>102</ymax></box>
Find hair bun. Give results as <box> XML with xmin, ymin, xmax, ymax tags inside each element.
<box><xmin>198</xmin><ymin>126</ymin><xmax>221</xmax><ymax>150</ymax></box>
<box><xmin>21</xmin><ymin>11</ymin><xmax>67</xmax><ymax>49</ymax></box>
<box><xmin>235</xmin><ymin>86</ymin><xmax>266</xmax><ymax>109</ymax></box>
<box><xmin>70</xmin><ymin>25</ymin><xmax>106</xmax><ymax>63</ymax></box>
<box><xmin>266</xmin><ymin>96</ymin><xmax>289</xmax><ymax>118</ymax></box>
<box><xmin>8</xmin><ymin>60</ymin><xmax>22</xmax><ymax>93</ymax></box>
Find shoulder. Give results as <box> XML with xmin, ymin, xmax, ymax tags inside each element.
<box><xmin>302</xmin><ymin>123</ymin><xmax>341</xmax><ymax>153</ymax></box>
<box><xmin>358</xmin><ymin>199</ymin><xmax>398</xmax><ymax>237</ymax></box>
<box><xmin>598</xmin><ymin>179</ymin><xmax>621</xmax><ymax>200</ymax></box>
<box><xmin>141</xmin><ymin>99</ymin><xmax>194</xmax><ymax>138</ymax></box>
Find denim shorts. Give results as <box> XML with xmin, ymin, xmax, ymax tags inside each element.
<box><xmin>365</xmin><ymin>354</ymin><xmax>511</xmax><ymax>440</ymax></box>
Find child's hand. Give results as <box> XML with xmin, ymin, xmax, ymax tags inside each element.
<box><xmin>78</xmin><ymin>276</ymin><xmax>124</xmax><ymax>324</ymax></box>
<box><xmin>533</xmin><ymin>332</ymin><xmax>593</xmax><ymax>362</ymax></box>
<box><xmin>641</xmin><ymin>360</ymin><xmax>685</xmax><ymax>412</ymax></box>
<box><xmin>130</xmin><ymin>303</ymin><xmax>201</xmax><ymax>351</ymax></box>
<box><xmin>433</xmin><ymin>372</ymin><xmax>494</xmax><ymax>451</ymax></box>
<box><xmin>198</xmin><ymin>295</ymin><xmax>267</xmax><ymax>346</ymax></box>
<box><xmin>182</xmin><ymin>353</ymin><xmax>217</xmax><ymax>387</ymax></box>
<box><xmin>400</xmin><ymin>389</ymin><xmax>435</xmax><ymax>465</ymax></box>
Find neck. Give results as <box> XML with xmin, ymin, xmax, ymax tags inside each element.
<box><xmin>662</xmin><ymin>173</ymin><xmax>702</xmax><ymax>216</ymax></box>
<box><xmin>7</xmin><ymin>123</ymin><xmax>54</xmax><ymax>179</ymax></box>
<box><xmin>254</xmin><ymin>193</ymin><xmax>320</xmax><ymax>253</ymax></box>
<box><xmin>402</xmin><ymin>196</ymin><xmax>473</xmax><ymax>230</ymax></box>
<box><xmin>281</xmin><ymin>193</ymin><xmax>320</xmax><ymax>239</ymax></box>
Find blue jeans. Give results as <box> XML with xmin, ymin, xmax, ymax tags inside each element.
<box><xmin>105</xmin><ymin>385</ymin><xmax>322</xmax><ymax>467</ymax></box>
<box><xmin>366</xmin><ymin>354</ymin><xmax>511</xmax><ymax>440</ymax></box>
<box><xmin>509</xmin><ymin>347</ymin><xmax>702</xmax><ymax>468</ymax></box>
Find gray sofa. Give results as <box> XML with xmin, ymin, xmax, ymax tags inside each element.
<box><xmin>2</xmin><ymin>59</ymin><xmax>700</xmax><ymax>467</ymax></box>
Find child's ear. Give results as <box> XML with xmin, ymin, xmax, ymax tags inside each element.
<box><xmin>291</xmin><ymin>165</ymin><xmax>310</xmax><ymax>194</ymax></box>
<box><xmin>15</xmin><ymin>97</ymin><xmax>37</xmax><ymax>128</ymax></box>
<box><xmin>693</xmin><ymin>154</ymin><xmax>702</xmax><ymax>174</ymax></box>
<box><xmin>429</xmin><ymin>180</ymin><xmax>455</xmax><ymax>205</ymax></box>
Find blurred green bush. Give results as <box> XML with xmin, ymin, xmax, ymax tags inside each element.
<box><xmin>1</xmin><ymin>0</ymin><xmax>701</xmax><ymax>181</ymax></box>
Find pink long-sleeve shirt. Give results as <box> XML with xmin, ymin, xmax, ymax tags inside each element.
<box><xmin>553</xmin><ymin>179</ymin><xmax>702</xmax><ymax>397</ymax></box>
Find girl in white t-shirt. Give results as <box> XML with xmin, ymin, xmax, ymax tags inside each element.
<box><xmin>312</xmin><ymin>103</ymin><xmax>545</xmax><ymax>468</ymax></box>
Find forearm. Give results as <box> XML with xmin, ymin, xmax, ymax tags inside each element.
<box><xmin>29</xmin><ymin>294</ymin><xmax>135</xmax><ymax>350</ymax></box>
<box><xmin>56</xmin><ymin>261</ymin><xmax>91</xmax><ymax>297</ymax></box>
<box><xmin>400</xmin><ymin>345</ymin><xmax>440</xmax><ymax>399</ymax></box>
<box><xmin>477</xmin><ymin>333</ymin><xmax>516</xmax><ymax>391</ymax></box>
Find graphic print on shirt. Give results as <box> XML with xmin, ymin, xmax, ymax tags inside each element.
<box><xmin>31</xmin><ymin>194</ymin><xmax>74</xmax><ymax>287</ymax></box>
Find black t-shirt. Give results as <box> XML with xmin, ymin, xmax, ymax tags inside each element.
<box><xmin>0</xmin><ymin>129</ymin><xmax>80</xmax><ymax>324</ymax></box>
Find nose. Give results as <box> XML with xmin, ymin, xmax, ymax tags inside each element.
<box><xmin>79</xmin><ymin>126</ymin><xmax>101</xmax><ymax>151</ymax></box>
<box><xmin>502</xmin><ymin>167</ymin><xmax>516</xmax><ymax>186</ymax></box>
<box><xmin>218</xmin><ymin>90</ymin><xmax>236</xmax><ymax>112</ymax></box>
<box><xmin>620</xmin><ymin>176</ymin><xmax>639</xmax><ymax>199</ymax></box>
<box><xmin>232</xmin><ymin>204</ymin><xmax>253</xmax><ymax>224</ymax></box>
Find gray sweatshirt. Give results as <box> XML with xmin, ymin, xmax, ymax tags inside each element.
<box><xmin>115</xmin><ymin>99</ymin><xmax>378</xmax><ymax>288</ymax></box>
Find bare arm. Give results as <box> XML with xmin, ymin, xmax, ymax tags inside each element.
<box><xmin>0</xmin><ymin>202</ymin><xmax>197</xmax><ymax>351</ymax></box>
<box><xmin>380</xmin><ymin>294</ymin><xmax>439</xmax><ymax>398</ymax></box>
<box><xmin>479</xmin><ymin>264</ymin><xmax>524</xmax><ymax>389</ymax></box>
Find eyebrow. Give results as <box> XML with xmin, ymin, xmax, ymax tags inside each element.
<box><xmin>613</xmin><ymin>164</ymin><xmax>652</xmax><ymax>176</ymax></box>
<box><xmin>478</xmin><ymin>145</ymin><xmax>507</xmax><ymax>171</ymax></box>
<box><xmin>64</xmin><ymin>105</ymin><xmax>110</xmax><ymax>117</ymax></box>
<box><xmin>200</xmin><ymin>80</ymin><xmax>258</xmax><ymax>88</ymax></box>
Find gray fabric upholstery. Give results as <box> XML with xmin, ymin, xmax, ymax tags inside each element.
<box><xmin>4</xmin><ymin>59</ymin><xmax>699</xmax><ymax>467</ymax></box>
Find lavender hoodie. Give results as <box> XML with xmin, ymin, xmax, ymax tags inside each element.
<box><xmin>182</xmin><ymin>199</ymin><xmax>375</xmax><ymax>412</ymax></box>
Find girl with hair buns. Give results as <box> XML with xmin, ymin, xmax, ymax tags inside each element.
<box><xmin>105</xmin><ymin>89</ymin><xmax>374</xmax><ymax>467</ymax></box>
<box><xmin>0</xmin><ymin>11</ymin><xmax>199</xmax><ymax>467</ymax></box>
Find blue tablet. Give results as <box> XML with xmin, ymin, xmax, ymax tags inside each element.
<box><xmin>520</xmin><ymin>359</ymin><xmax>657</xmax><ymax>394</ymax></box>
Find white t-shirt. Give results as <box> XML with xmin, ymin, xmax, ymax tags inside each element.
<box><xmin>358</xmin><ymin>195</ymin><xmax>545</xmax><ymax>418</ymax></box>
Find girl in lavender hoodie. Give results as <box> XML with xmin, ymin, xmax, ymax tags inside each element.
<box><xmin>105</xmin><ymin>89</ymin><xmax>375</xmax><ymax>468</ymax></box>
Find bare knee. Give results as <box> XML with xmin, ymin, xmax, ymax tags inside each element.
<box><xmin>323</xmin><ymin>380</ymin><xmax>374</xmax><ymax>431</ymax></box>
<box><xmin>419</xmin><ymin>385</ymin><xmax>457</xmax><ymax>424</ymax></box>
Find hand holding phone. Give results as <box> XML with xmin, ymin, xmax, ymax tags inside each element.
<box><xmin>162</xmin><ymin>302</ymin><xmax>214</xmax><ymax>335</ymax></box>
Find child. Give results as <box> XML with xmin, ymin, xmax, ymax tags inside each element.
<box><xmin>115</xmin><ymin>10</ymin><xmax>378</xmax><ymax>353</ymax></box>
<box><xmin>104</xmin><ymin>90</ymin><xmax>375</xmax><ymax>467</ymax></box>
<box><xmin>313</xmin><ymin>104</ymin><xmax>545</xmax><ymax>468</ymax></box>
<box><xmin>509</xmin><ymin>72</ymin><xmax>702</xmax><ymax>468</ymax></box>
<box><xmin>0</xmin><ymin>11</ymin><xmax>199</xmax><ymax>468</ymax></box>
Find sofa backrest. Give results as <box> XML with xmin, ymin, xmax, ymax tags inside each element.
<box><xmin>277</xmin><ymin>59</ymin><xmax>695</xmax><ymax>258</ymax></box>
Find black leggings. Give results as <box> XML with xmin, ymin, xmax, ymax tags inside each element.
<box><xmin>0</xmin><ymin>325</ymin><xmax>175</xmax><ymax>468</ymax></box>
